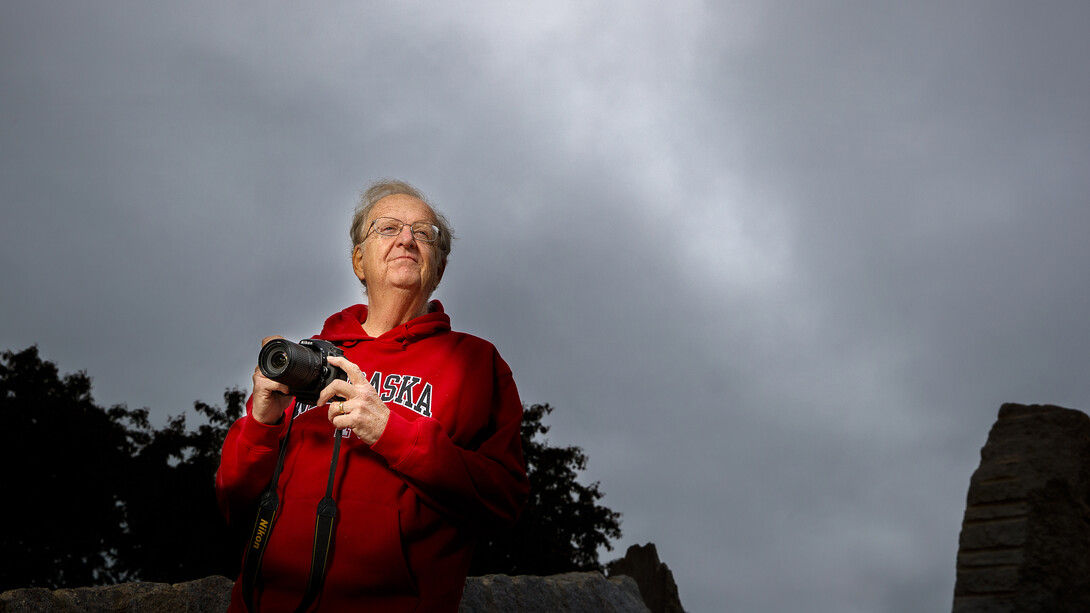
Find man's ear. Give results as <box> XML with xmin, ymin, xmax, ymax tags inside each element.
<box><xmin>433</xmin><ymin>261</ymin><xmax>445</xmax><ymax>290</ymax></box>
<box><xmin>352</xmin><ymin>244</ymin><xmax>366</xmax><ymax>283</ymax></box>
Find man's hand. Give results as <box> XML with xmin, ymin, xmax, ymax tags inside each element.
<box><xmin>251</xmin><ymin>336</ymin><xmax>293</xmax><ymax>424</ymax></box>
<box><xmin>319</xmin><ymin>354</ymin><xmax>390</xmax><ymax>446</ymax></box>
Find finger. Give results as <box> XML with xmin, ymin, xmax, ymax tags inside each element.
<box><xmin>260</xmin><ymin>335</ymin><xmax>285</xmax><ymax>348</ymax></box>
<box><xmin>250</xmin><ymin>366</ymin><xmax>283</xmax><ymax>390</ymax></box>
<box><xmin>252</xmin><ymin>368</ymin><xmax>290</xmax><ymax>394</ymax></box>
<box><xmin>326</xmin><ymin>354</ymin><xmax>365</xmax><ymax>384</ymax></box>
<box><xmin>317</xmin><ymin>379</ymin><xmax>355</xmax><ymax>407</ymax></box>
<box><xmin>258</xmin><ymin>382</ymin><xmax>292</xmax><ymax>398</ymax></box>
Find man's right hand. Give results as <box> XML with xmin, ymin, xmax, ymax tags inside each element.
<box><xmin>251</xmin><ymin>336</ymin><xmax>293</xmax><ymax>424</ymax></box>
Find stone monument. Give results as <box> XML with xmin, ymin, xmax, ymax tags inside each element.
<box><xmin>953</xmin><ymin>403</ymin><xmax>1090</xmax><ymax>612</ymax></box>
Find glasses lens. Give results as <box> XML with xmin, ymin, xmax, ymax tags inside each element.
<box><xmin>410</xmin><ymin>222</ymin><xmax>438</xmax><ymax>243</ymax></box>
<box><xmin>372</xmin><ymin>218</ymin><xmax>402</xmax><ymax>236</ymax></box>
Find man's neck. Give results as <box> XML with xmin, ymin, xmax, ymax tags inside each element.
<box><xmin>362</xmin><ymin>291</ymin><xmax>430</xmax><ymax>337</ymax></box>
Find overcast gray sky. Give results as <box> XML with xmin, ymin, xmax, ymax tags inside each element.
<box><xmin>4</xmin><ymin>2</ymin><xmax>1090</xmax><ymax>611</ymax></box>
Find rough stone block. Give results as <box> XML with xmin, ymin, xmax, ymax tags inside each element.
<box><xmin>953</xmin><ymin>403</ymin><xmax>1090</xmax><ymax>613</ymax></box>
<box><xmin>1</xmin><ymin>572</ymin><xmax>651</xmax><ymax>613</ymax></box>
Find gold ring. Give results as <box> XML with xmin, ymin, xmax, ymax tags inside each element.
<box><xmin>338</xmin><ymin>401</ymin><xmax>345</xmax><ymax>415</ymax></box>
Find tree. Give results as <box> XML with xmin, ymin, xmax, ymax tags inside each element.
<box><xmin>469</xmin><ymin>403</ymin><xmax>623</xmax><ymax>576</ymax></box>
<box><xmin>0</xmin><ymin>348</ymin><xmax>622</xmax><ymax>589</ymax></box>
<box><xmin>119</xmin><ymin>389</ymin><xmax>247</xmax><ymax>583</ymax></box>
<box><xmin>0</xmin><ymin>346</ymin><xmax>141</xmax><ymax>588</ymax></box>
<box><xmin>0</xmin><ymin>347</ymin><xmax>245</xmax><ymax>590</ymax></box>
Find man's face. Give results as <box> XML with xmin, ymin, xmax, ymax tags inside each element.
<box><xmin>352</xmin><ymin>194</ymin><xmax>441</xmax><ymax>296</ymax></box>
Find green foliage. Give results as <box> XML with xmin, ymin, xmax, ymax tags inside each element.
<box><xmin>119</xmin><ymin>391</ymin><xmax>247</xmax><ymax>583</ymax></box>
<box><xmin>0</xmin><ymin>346</ymin><xmax>136</xmax><ymax>588</ymax></box>
<box><xmin>0</xmin><ymin>348</ymin><xmax>622</xmax><ymax>589</ymax></box>
<box><xmin>0</xmin><ymin>347</ymin><xmax>245</xmax><ymax>590</ymax></box>
<box><xmin>469</xmin><ymin>403</ymin><xmax>623</xmax><ymax>576</ymax></box>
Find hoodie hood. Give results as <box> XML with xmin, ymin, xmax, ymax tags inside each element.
<box><xmin>317</xmin><ymin>300</ymin><xmax>451</xmax><ymax>348</ymax></box>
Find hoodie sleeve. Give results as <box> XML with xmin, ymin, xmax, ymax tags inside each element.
<box><xmin>214</xmin><ymin>395</ymin><xmax>289</xmax><ymax>524</ymax></box>
<box><xmin>369</xmin><ymin>352</ymin><xmax>529</xmax><ymax>530</ymax></box>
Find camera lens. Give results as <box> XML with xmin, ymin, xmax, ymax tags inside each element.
<box><xmin>259</xmin><ymin>339</ymin><xmax>322</xmax><ymax>388</ymax></box>
<box><xmin>269</xmin><ymin>350</ymin><xmax>289</xmax><ymax>371</ymax></box>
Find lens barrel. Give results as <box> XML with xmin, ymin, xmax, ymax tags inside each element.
<box><xmin>259</xmin><ymin>339</ymin><xmax>322</xmax><ymax>388</ymax></box>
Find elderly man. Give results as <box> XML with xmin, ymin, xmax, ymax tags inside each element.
<box><xmin>216</xmin><ymin>180</ymin><xmax>529</xmax><ymax>612</ymax></box>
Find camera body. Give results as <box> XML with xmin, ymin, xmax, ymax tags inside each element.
<box><xmin>258</xmin><ymin>338</ymin><xmax>348</xmax><ymax>404</ymax></box>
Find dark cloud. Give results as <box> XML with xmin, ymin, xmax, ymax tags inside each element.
<box><xmin>4</xmin><ymin>2</ymin><xmax>1090</xmax><ymax>611</ymax></box>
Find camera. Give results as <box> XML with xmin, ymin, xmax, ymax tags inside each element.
<box><xmin>258</xmin><ymin>338</ymin><xmax>348</xmax><ymax>404</ymax></box>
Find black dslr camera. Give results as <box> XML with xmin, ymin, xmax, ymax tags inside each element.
<box><xmin>258</xmin><ymin>338</ymin><xmax>348</xmax><ymax>404</ymax></box>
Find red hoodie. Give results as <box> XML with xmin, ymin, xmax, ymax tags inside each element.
<box><xmin>216</xmin><ymin>302</ymin><xmax>529</xmax><ymax>612</ymax></box>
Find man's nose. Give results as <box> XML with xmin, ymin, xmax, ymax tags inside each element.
<box><xmin>395</xmin><ymin>224</ymin><xmax>416</xmax><ymax>245</ymax></box>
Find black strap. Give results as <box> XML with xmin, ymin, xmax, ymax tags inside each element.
<box><xmin>242</xmin><ymin>406</ymin><xmax>297</xmax><ymax>613</ymax></box>
<box><xmin>242</xmin><ymin>403</ymin><xmax>344</xmax><ymax>613</ymax></box>
<box><xmin>294</xmin><ymin>428</ymin><xmax>342</xmax><ymax>613</ymax></box>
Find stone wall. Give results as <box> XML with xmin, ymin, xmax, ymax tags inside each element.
<box><xmin>1</xmin><ymin>572</ymin><xmax>652</xmax><ymax>613</ymax></box>
<box><xmin>461</xmin><ymin>573</ymin><xmax>649</xmax><ymax>613</ymax></box>
<box><xmin>0</xmin><ymin>576</ymin><xmax>234</xmax><ymax>613</ymax></box>
<box><xmin>953</xmin><ymin>403</ymin><xmax>1090</xmax><ymax>612</ymax></box>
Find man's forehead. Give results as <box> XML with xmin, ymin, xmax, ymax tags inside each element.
<box><xmin>370</xmin><ymin>194</ymin><xmax>435</xmax><ymax>221</ymax></box>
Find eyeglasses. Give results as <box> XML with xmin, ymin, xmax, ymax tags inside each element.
<box><xmin>366</xmin><ymin>217</ymin><xmax>441</xmax><ymax>243</ymax></box>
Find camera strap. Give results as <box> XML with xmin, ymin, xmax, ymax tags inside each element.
<box><xmin>298</xmin><ymin>427</ymin><xmax>342</xmax><ymax>612</ymax></box>
<box><xmin>241</xmin><ymin>402</ymin><xmax>343</xmax><ymax>613</ymax></box>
